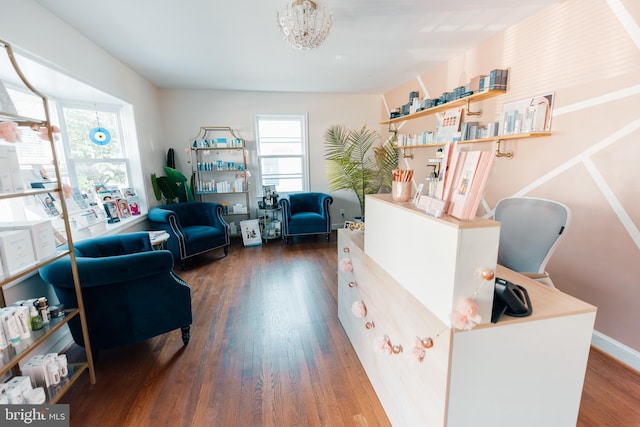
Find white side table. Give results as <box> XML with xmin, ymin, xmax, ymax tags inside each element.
<box><xmin>148</xmin><ymin>231</ymin><xmax>170</xmax><ymax>250</ymax></box>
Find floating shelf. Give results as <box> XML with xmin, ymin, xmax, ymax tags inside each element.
<box><xmin>381</xmin><ymin>89</ymin><xmax>506</xmax><ymax>125</ymax></box>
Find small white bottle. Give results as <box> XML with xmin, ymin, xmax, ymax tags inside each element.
<box><xmin>47</xmin><ymin>361</ymin><xmax>60</xmax><ymax>385</ymax></box>
<box><xmin>57</xmin><ymin>354</ymin><xmax>69</xmax><ymax>378</ymax></box>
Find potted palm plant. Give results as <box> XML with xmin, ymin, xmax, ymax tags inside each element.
<box><xmin>324</xmin><ymin>124</ymin><xmax>398</xmax><ymax>219</ymax></box>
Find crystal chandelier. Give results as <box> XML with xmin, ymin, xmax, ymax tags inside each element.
<box><xmin>277</xmin><ymin>0</ymin><xmax>333</xmax><ymax>51</ymax></box>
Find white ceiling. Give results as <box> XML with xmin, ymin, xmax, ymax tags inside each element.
<box><xmin>33</xmin><ymin>0</ymin><xmax>561</xmax><ymax>94</ymax></box>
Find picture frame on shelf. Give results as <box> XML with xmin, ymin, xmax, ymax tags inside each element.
<box><xmin>500</xmin><ymin>92</ymin><xmax>554</xmax><ymax>135</ymax></box>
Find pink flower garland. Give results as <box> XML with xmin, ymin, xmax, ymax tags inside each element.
<box><xmin>450</xmin><ymin>298</ymin><xmax>481</xmax><ymax>331</ymax></box>
<box><xmin>0</xmin><ymin>121</ymin><xmax>21</xmax><ymax>142</ymax></box>
<box><xmin>407</xmin><ymin>337</ymin><xmax>427</xmax><ymax>363</ymax></box>
<box><xmin>351</xmin><ymin>300</ymin><xmax>367</xmax><ymax>318</ymax></box>
<box><xmin>339</xmin><ymin>258</ymin><xmax>353</xmax><ymax>272</ymax></box>
<box><xmin>36</xmin><ymin>124</ymin><xmax>61</xmax><ymax>140</ymax></box>
<box><xmin>373</xmin><ymin>335</ymin><xmax>392</xmax><ymax>355</ymax></box>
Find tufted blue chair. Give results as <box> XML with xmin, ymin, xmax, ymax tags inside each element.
<box><xmin>39</xmin><ymin>232</ymin><xmax>192</xmax><ymax>352</ymax></box>
<box><xmin>279</xmin><ymin>192</ymin><xmax>333</xmax><ymax>244</ymax></box>
<box><xmin>148</xmin><ymin>202</ymin><xmax>229</xmax><ymax>270</ymax></box>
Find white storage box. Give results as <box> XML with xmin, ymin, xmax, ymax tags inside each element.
<box><xmin>5</xmin><ymin>375</ymin><xmax>32</xmax><ymax>402</ymax></box>
<box><xmin>0</xmin><ymin>229</ymin><xmax>36</xmax><ymax>274</ymax></box>
<box><xmin>11</xmin><ymin>171</ymin><xmax>25</xmax><ymax>192</ymax></box>
<box><xmin>232</xmin><ymin>204</ymin><xmax>247</xmax><ymax>214</ymax></box>
<box><xmin>0</xmin><ymin>220</ymin><xmax>57</xmax><ymax>260</ymax></box>
<box><xmin>0</xmin><ymin>158</ymin><xmax>11</xmax><ymax>193</ymax></box>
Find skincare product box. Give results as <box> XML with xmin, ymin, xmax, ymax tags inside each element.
<box><xmin>0</xmin><ymin>158</ymin><xmax>11</xmax><ymax>194</ymax></box>
<box><xmin>0</xmin><ymin>220</ymin><xmax>56</xmax><ymax>260</ymax></box>
<box><xmin>0</xmin><ymin>229</ymin><xmax>36</xmax><ymax>274</ymax></box>
<box><xmin>5</xmin><ymin>376</ymin><xmax>32</xmax><ymax>404</ymax></box>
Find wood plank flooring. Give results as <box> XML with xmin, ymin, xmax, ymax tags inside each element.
<box><xmin>61</xmin><ymin>232</ymin><xmax>640</xmax><ymax>426</ymax></box>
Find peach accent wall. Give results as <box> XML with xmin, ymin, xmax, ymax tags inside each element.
<box><xmin>381</xmin><ymin>0</ymin><xmax>640</xmax><ymax>352</ymax></box>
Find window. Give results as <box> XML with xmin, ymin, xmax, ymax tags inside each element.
<box><xmin>4</xmin><ymin>82</ymin><xmax>145</xmax><ymax>231</ymax></box>
<box><xmin>255</xmin><ymin>114</ymin><xmax>309</xmax><ymax>194</ymax></box>
<box><xmin>59</xmin><ymin>103</ymin><xmax>131</xmax><ymax>196</ymax></box>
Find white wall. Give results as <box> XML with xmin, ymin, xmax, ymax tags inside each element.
<box><xmin>0</xmin><ymin>0</ymin><xmax>164</xmax><ymax>209</ymax></box>
<box><xmin>158</xmin><ymin>89</ymin><xmax>381</xmax><ymax>224</ymax></box>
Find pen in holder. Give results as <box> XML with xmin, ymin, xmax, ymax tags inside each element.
<box><xmin>392</xmin><ymin>169</ymin><xmax>414</xmax><ymax>202</ymax></box>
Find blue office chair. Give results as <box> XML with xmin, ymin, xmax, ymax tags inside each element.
<box><xmin>39</xmin><ymin>232</ymin><xmax>192</xmax><ymax>352</ymax></box>
<box><xmin>280</xmin><ymin>192</ymin><xmax>333</xmax><ymax>244</ymax></box>
<box><xmin>494</xmin><ymin>197</ymin><xmax>570</xmax><ymax>287</ymax></box>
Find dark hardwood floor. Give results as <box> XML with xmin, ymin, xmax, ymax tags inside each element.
<box><xmin>61</xmin><ymin>232</ymin><xmax>640</xmax><ymax>426</ymax></box>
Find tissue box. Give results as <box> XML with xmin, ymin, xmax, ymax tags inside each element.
<box><xmin>232</xmin><ymin>204</ymin><xmax>247</xmax><ymax>214</ymax></box>
<box><xmin>0</xmin><ymin>220</ymin><xmax>56</xmax><ymax>260</ymax></box>
<box><xmin>0</xmin><ymin>230</ymin><xmax>36</xmax><ymax>274</ymax></box>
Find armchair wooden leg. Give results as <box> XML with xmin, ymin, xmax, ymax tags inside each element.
<box><xmin>181</xmin><ymin>326</ymin><xmax>190</xmax><ymax>345</ymax></box>
<box><xmin>325</xmin><ymin>233</ymin><xmax>330</xmax><ymax>242</ymax></box>
<box><xmin>180</xmin><ymin>260</ymin><xmax>186</xmax><ymax>271</ymax></box>
<box><xmin>224</xmin><ymin>246</ymin><xmax>229</xmax><ymax>256</ymax></box>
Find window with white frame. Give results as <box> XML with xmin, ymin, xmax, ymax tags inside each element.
<box><xmin>255</xmin><ymin>114</ymin><xmax>309</xmax><ymax>194</ymax></box>
<box><xmin>59</xmin><ymin>103</ymin><xmax>131</xmax><ymax>195</ymax></box>
<box><xmin>4</xmin><ymin>83</ymin><xmax>145</xmax><ymax>231</ymax></box>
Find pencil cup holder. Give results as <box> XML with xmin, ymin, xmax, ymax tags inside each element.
<box><xmin>392</xmin><ymin>181</ymin><xmax>411</xmax><ymax>202</ymax></box>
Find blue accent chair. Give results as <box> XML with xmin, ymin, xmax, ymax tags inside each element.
<box><xmin>148</xmin><ymin>202</ymin><xmax>229</xmax><ymax>270</ymax></box>
<box><xmin>39</xmin><ymin>232</ymin><xmax>192</xmax><ymax>352</ymax></box>
<box><xmin>279</xmin><ymin>192</ymin><xmax>333</xmax><ymax>244</ymax></box>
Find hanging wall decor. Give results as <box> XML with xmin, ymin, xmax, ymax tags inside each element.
<box><xmin>89</xmin><ymin>107</ymin><xmax>111</xmax><ymax>145</ymax></box>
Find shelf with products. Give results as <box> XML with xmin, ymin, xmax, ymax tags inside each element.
<box><xmin>0</xmin><ymin>309</ymin><xmax>80</xmax><ymax>378</ymax></box>
<box><xmin>0</xmin><ymin>186</ymin><xmax>60</xmax><ymax>201</ymax></box>
<box><xmin>46</xmin><ymin>361</ymin><xmax>88</xmax><ymax>404</ymax></box>
<box><xmin>393</xmin><ymin>132</ymin><xmax>552</xmax><ymax>149</ymax></box>
<box><xmin>196</xmin><ymin>190</ymin><xmax>249</xmax><ymax>196</ymax></box>
<box><xmin>381</xmin><ymin>89</ymin><xmax>506</xmax><ymax>125</ymax></box>
<box><xmin>0</xmin><ymin>39</ymin><xmax>96</xmax><ymax>394</ymax></box>
<box><xmin>190</xmin><ymin>126</ymin><xmax>250</xmax><ymax>222</ymax></box>
<box><xmin>0</xmin><ymin>250</ymin><xmax>71</xmax><ymax>293</ymax></box>
<box><xmin>393</xmin><ymin>132</ymin><xmax>552</xmax><ymax>159</ymax></box>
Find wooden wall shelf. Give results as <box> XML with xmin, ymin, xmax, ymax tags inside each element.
<box><xmin>393</xmin><ymin>132</ymin><xmax>552</xmax><ymax>158</ymax></box>
<box><xmin>381</xmin><ymin>89</ymin><xmax>506</xmax><ymax>125</ymax></box>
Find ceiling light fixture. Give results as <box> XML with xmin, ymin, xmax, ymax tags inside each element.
<box><xmin>277</xmin><ymin>0</ymin><xmax>333</xmax><ymax>51</ymax></box>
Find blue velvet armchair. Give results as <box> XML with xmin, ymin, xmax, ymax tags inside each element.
<box><xmin>38</xmin><ymin>232</ymin><xmax>192</xmax><ymax>352</ymax></box>
<box><xmin>279</xmin><ymin>192</ymin><xmax>333</xmax><ymax>244</ymax></box>
<box><xmin>148</xmin><ymin>202</ymin><xmax>229</xmax><ymax>269</ymax></box>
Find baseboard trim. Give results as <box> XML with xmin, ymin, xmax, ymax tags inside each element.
<box><xmin>592</xmin><ymin>329</ymin><xmax>640</xmax><ymax>372</ymax></box>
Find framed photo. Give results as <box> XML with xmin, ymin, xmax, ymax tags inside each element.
<box><xmin>103</xmin><ymin>201</ymin><xmax>121</xmax><ymax>224</ymax></box>
<box><xmin>240</xmin><ymin>219</ymin><xmax>262</xmax><ymax>247</ymax></box>
<box><xmin>117</xmin><ymin>198</ymin><xmax>131</xmax><ymax>218</ymax></box>
<box><xmin>36</xmin><ymin>193</ymin><xmax>60</xmax><ymax>217</ymax></box>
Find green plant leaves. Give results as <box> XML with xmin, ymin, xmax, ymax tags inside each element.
<box><xmin>324</xmin><ymin>125</ymin><xmax>398</xmax><ymax>217</ymax></box>
<box><xmin>151</xmin><ymin>167</ymin><xmax>194</xmax><ymax>203</ymax></box>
